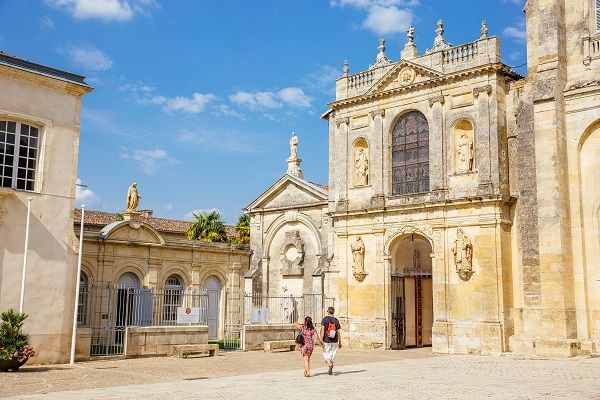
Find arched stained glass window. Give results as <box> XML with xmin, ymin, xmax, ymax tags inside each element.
<box><xmin>391</xmin><ymin>111</ymin><xmax>430</xmax><ymax>195</ymax></box>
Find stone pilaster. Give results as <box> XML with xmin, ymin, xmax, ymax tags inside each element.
<box><xmin>473</xmin><ymin>85</ymin><xmax>494</xmax><ymax>195</ymax></box>
<box><xmin>428</xmin><ymin>95</ymin><xmax>445</xmax><ymax>191</ymax></box>
<box><xmin>370</xmin><ymin>109</ymin><xmax>385</xmax><ymax>198</ymax></box>
<box><xmin>335</xmin><ymin>117</ymin><xmax>350</xmax><ymax>209</ymax></box>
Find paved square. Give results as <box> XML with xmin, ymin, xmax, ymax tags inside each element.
<box><xmin>2</xmin><ymin>349</ymin><xmax>600</xmax><ymax>399</ymax></box>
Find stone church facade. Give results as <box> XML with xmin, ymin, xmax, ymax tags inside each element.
<box><xmin>248</xmin><ymin>1</ymin><xmax>600</xmax><ymax>356</ymax></box>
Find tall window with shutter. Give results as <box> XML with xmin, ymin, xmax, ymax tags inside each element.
<box><xmin>391</xmin><ymin>111</ymin><xmax>430</xmax><ymax>196</ymax></box>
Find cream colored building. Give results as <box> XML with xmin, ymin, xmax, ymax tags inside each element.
<box><xmin>248</xmin><ymin>1</ymin><xmax>600</xmax><ymax>357</ymax></box>
<box><xmin>74</xmin><ymin>209</ymin><xmax>250</xmax><ymax>346</ymax></box>
<box><xmin>0</xmin><ymin>52</ymin><xmax>92</xmax><ymax>364</ymax></box>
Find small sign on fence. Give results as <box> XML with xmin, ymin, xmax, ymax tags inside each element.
<box><xmin>250</xmin><ymin>308</ymin><xmax>269</xmax><ymax>324</ymax></box>
<box><xmin>177</xmin><ymin>307</ymin><xmax>200</xmax><ymax>324</ymax></box>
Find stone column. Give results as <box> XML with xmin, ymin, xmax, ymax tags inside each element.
<box><xmin>370</xmin><ymin>109</ymin><xmax>385</xmax><ymax>201</ymax></box>
<box><xmin>428</xmin><ymin>95</ymin><xmax>445</xmax><ymax>191</ymax></box>
<box><xmin>473</xmin><ymin>85</ymin><xmax>494</xmax><ymax>196</ymax></box>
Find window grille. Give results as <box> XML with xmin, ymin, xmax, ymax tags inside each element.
<box><xmin>0</xmin><ymin>120</ymin><xmax>39</xmax><ymax>191</ymax></box>
<box><xmin>163</xmin><ymin>275</ymin><xmax>183</xmax><ymax>324</ymax></box>
<box><xmin>597</xmin><ymin>0</ymin><xmax>600</xmax><ymax>31</ymax></box>
<box><xmin>391</xmin><ymin>111</ymin><xmax>430</xmax><ymax>195</ymax></box>
<box><xmin>77</xmin><ymin>273</ymin><xmax>88</xmax><ymax>325</ymax></box>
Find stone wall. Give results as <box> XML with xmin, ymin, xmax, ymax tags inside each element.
<box><xmin>75</xmin><ymin>328</ymin><xmax>92</xmax><ymax>361</ymax></box>
<box><xmin>243</xmin><ymin>324</ymin><xmax>296</xmax><ymax>351</ymax></box>
<box><xmin>124</xmin><ymin>326</ymin><xmax>208</xmax><ymax>357</ymax></box>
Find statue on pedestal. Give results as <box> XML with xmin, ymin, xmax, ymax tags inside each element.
<box><xmin>126</xmin><ymin>182</ymin><xmax>141</xmax><ymax>212</ymax></box>
<box><xmin>452</xmin><ymin>228</ymin><xmax>474</xmax><ymax>280</ymax></box>
<box><xmin>351</xmin><ymin>236</ymin><xmax>367</xmax><ymax>281</ymax></box>
<box><xmin>290</xmin><ymin>132</ymin><xmax>298</xmax><ymax>159</ymax></box>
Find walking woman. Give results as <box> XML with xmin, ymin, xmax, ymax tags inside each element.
<box><xmin>294</xmin><ymin>316</ymin><xmax>323</xmax><ymax>377</ymax></box>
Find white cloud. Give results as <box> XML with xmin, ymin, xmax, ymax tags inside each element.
<box><xmin>76</xmin><ymin>178</ymin><xmax>102</xmax><ymax>209</ymax></box>
<box><xmin>230</xmin><ymin>91</ymin><xmax>281</xmax><ymax>110</ymax></box>
<box><xmin>278</xmin><ymin>87</ymin><xmax>312</xmax><ymax>108</ymax></box>
<box><xmin>213</xmin><ymin>104</ymin><xmax>246</xmax><ymax>120</ymax></box>
<box><xmin>164</xmin><ymin>204</ymin><xmax>173</xmax><ymax>211</ymax></box>
<box><xmin>184</xmin><ymin>208</ymin><xmax>221</xmax><ymax>220</ymax></box>
<box><xmin>503</xmin><ymin>26</ymin><xmax>526</xmax><ymax>42</ymax></box>
<box><xmin>162</xmin><ymin>93</ymin><xmax>216</xmax><ymax>114</ymax></box>
<box><xmin>40</xmin><ymin>15</ymin><xmax>55</xmax><ymax>28</ymax></box>
<box><xmin>501</xmin><ymin>0</ymin><xmax>523</xmax><ymax>4</ymax></box>
<box><xmin>331</xmin><ymin>0</ymin><xmax>417</xmax><ymax>35</ymax></box>
<box><xmin>45</xmin><ymin>0</ymin><xmax>157</xmax><ymax>22</ymax></box>
<box><xmin>363</xmin><ymin>5</ymin><xmax>413</xmax><ymax>35</ymax></box>
<box><xmin>65</xmin><ymin>45</ymin><xmax>113</xmax><ymax>72</ymax></box>
<box><xmin>229</xmin><ymin>87</ymin><xmax>312</xmax><ymax>111</ymax></box>
<box><xmin>120</xmin><ymin>147</ymin><xmax>179</xmax><ymax>174</ymax></box>
<box><xmin>120</xmin><ymin>82</ymin><xmax>215</xmax><ymax>114</ymax></box>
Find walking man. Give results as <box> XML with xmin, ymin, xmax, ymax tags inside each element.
<box><xmin>320</xmin><ymin>306</ymin><xmax>342</xmax><ymax>375</ymax></box>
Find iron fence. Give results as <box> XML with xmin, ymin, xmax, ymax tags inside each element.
<box><xmin>80</xmin><ymin>285</ymin><xmax>209</xmax><ymax>356</ymax></box>
<box><xmin>244</xmin><ymin>293</ymin><xmax>335</xmax><ymax>325</ymax></box>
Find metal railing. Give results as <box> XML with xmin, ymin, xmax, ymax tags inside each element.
<box><xmin>244</xmin><ymin>293</ymin><xmax>335</xmax><ymax>325</ymax></box>
<box><xmin>81</xmin><ymin>285</ymin><xmax>209</xmax><ymax>356</ymax></box>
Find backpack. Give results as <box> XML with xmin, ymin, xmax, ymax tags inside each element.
<box><xmin>326</xmin><ymin>320</ymin><xmax>337</xmax><ymax>339</ymax></box>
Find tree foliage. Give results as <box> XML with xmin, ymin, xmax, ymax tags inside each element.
<box><xmin>187</xmin><ymin>211</ymin><xmax>227</xmax><ymax>242</ymax></box>
<box><xmin>234</xmin><ymin>214</ymin><xmax>250</xmax><ymax>245</ymax></box>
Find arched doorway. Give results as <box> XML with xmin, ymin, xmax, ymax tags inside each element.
<box><xmin>115</xmin><ymin>273</ymin><xmax>140</xmax><ymax>345</ymax></box>
<box><xmin>204</xmin><ymin>276</ymin><xmax>221</xmax><ymax>339</ymax></box>
<box><xmin>390</xmin><ymin>234</ymin><xmax>433</xmax><ymax>349</ymax></box>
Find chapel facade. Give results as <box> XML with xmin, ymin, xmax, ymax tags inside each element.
<box><xmin>248</xmin><ymin>0</ymin><xmax>600</xmax><ymax>356</ymax></box>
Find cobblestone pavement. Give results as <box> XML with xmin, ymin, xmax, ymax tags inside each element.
<box><xmin>2</xmin><ymin>349</ymin><xmax>600</xmax><ymax>399</ymax></box>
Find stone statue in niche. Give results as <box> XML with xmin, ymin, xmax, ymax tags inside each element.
<box><xmin>280</xmin><ymin>230</ymin><xmax>305</xmax><ymax>276</ymax></box>
<box><xmin>351</xmin><ymin>236</ymin><xmax>367</xmax><ymax>281</ymax></box>
<box><xmin>452</xmin><ymin>228</ymin><xmax>473</xmax><ymax>280</ymax></box>
<box><xmin>126</xmin><ymin>182</ymin><xmax>141</xmax><ymax>212</ymax></box>
<box><xmin>355</xmin><ymin>147</ymin><xmax>369</xmax><ymax>186</ymax></box>
<box><xmin>457</xmin><ymin>131</ymin><xmax>474</xmax><ymax>172</ymax></box>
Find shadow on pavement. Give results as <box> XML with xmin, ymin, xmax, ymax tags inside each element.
<box><xmin>311</xmin><ymin>369</ymin><xmax>367</xmax><ymax>377</ymax></box>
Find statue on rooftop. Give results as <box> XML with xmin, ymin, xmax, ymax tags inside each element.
<box><xmin>126</xmin><ymin>182</ymin><xmax>141</xmax><ymax>212</ymax></box>
<box><xmin>290</xmin><ymin>132</ymin><xmax>298</xmax><ymax>159</ymax></box>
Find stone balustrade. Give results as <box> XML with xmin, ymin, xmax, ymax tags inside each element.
<box><xmin>335</xmin><ymin>36</ymin><xmax>501</xmax><ymax>101</ymax></box>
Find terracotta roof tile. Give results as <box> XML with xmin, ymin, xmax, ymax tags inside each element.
<box><xmin>74</xmin><ymin>209</ymin><xmax>237</xmax><ymax>237</ymax></box>
<box><xmin>309</xmin><ymin>182</ymin><xmax>329</xmax><ymax>191</ymax></box>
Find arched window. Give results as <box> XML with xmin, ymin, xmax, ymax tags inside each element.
<box><xmin>163</xmin><ymin>274</ymin><xmax>184</xmax><ymax>325</ymax></box>
<box><xmin>0</xmin><ymin>120</ymin><xmax>40</xmax><ymax>191</ymax></box>
<box><xmin>392</xmin><ymin>111</ymin><xmax>430</xmax><ymax>195</ymax></box>
<box><xmin>77</xmin><ymin>272</ymin><xmax>88</xmax><ymax>325</ymax></box>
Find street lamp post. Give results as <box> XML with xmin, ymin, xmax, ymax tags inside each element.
<box><xmin>19</xmin><ymin>197</ymin><xmax>33</xmax><ymax>314</ymax></box>
<box><xmin>70</xmin><ymin>205</ymin><xmax>85</xmax><ymax>365</ymax></box>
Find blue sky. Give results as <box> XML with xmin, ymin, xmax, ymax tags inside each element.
<box><xmin>0</xmin><ymin>0</ymin><xmax>526</xmax><ymax>223</ymax></box>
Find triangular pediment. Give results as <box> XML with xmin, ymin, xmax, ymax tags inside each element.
<box><xmin>366</xmin><ymin>60</ymin><xmax>443</xmax><ymax>95</ymax></box>
<box><xmin>246</xmin><ymin>174</ymin><xmax>328</xmax><ymax>211</ymax></box>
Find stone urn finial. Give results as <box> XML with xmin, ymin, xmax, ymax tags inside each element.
<box><xmin>480</xmin><ymin>19</ymin><xmax>488</xmax><ymax>39</ymax></box>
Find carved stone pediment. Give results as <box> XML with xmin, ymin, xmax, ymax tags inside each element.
<box><xmin>280</xmin><ymin>230</ymin><xmax>305</xmax><ymax>276</ymax></box>
<box><xmin>366</xmin><ymin>61</ymin><xmax>443</xmax><ymax>95</ymax></box>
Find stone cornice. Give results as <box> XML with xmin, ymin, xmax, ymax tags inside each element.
<box><xmin>329</xmin><ymin>63</ymin><xmax>512</xmax><ymax>110</ymax></box>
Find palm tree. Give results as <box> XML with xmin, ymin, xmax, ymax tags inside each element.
<box><xmin>234</xmin><ymin>214</ymin><xmax>250</xmax><ymax>245</ymax></box>
<box><xmin>187</xmin><ymin>211</ymin><xmax>227</xmax><ymax>242</ymax></box>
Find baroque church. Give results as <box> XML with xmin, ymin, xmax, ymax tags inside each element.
<box><xmin>246</xmin><ymin>0</ymin><xmax>600</xmax><ymax>356</ymax></box>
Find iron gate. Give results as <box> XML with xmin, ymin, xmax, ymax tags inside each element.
<box><xmin>391</xmin><ymin>276</ymin><xmax>406</xmax><ymax>350</ymax></box>
<box><xmin>223</xmin><ymin>291</ymin><xmax>243</xmax><ymax>350</ymax></box>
